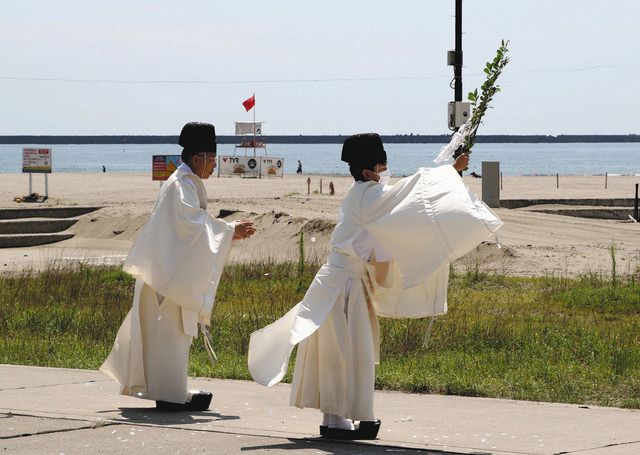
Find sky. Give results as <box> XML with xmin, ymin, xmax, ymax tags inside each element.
<box><xmin>1</xmin><ymin>1</ymin><xmax>639</xmax><ymax>136</ymax></box>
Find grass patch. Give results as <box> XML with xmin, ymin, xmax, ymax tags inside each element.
<box><xmin>1</xmin><ymin>261</ymin><xmax>639</xmax><ymax>408</ymax></box>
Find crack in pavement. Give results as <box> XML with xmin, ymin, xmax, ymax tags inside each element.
<box><xmin>103</xmin><ymin>417</ymin><xmax>505</xmax><ymax>455</ymax></box>
<box><xmin>1</xmin><ymin>424</ymin><xmax>113</xmax><ymax>441</ymax></box>
<box><xmin>6</xmin><ymin>410</ymin><xmax>636</xmax><ymax>454</ymax></box>
<box><xmin>0</xmin><ymin>379</ymin><xmax>111</xmax><ymax>392</ymax></box>
<box><xmin>5</xmin><ymin>411</ymin><xmax>474</xmax><ymax>454</ymax></box>
<box><xmin>0</xmin><ymin>412</ymin><xmax>117</xmax><ymax>440</ymax></box>
<box><xmin>2</xmin><ymin>413</ymin><xmax>443</xmax><ymax>453</ymax></box>
<box><xmin>554</xmin><ymin>439</ymin><xmax>640</xmax><ymax>454</ymax></box>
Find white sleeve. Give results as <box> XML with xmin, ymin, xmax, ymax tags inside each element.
<box><xmin>362</xmin><ymin>166</ymin><xmax>502</xmax><ymax>288</ymax></box>
<box><xmin>123</xmin><ymin>179</ymin><xmax>235</xmax><ymax>317</ymax></box>
<box><xmin>353</xmin><ymin>229</ymin><xmax>393</xmax><ymax>262</ymax></box>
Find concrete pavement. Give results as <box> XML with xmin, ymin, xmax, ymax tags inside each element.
<box><xmin>1</xmin><ymin>364</ymin><xmax>639</xmax><ymax>454</ymax></box>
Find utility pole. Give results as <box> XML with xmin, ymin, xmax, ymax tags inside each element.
<box><xmin>454</xmin><ymin>0</ymin><xmax>463</xmax><ymax>105</ymax></box>
<box><xmin>447</xmin><ymin>0</ymin><xmax>469</xmax><ymax>175</ymax></box>
<box><xmin>447</xmin><ymin>0</ymin><xmax>468</xmax><ymax>132</ymax></box>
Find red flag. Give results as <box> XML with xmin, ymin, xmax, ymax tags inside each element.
<box><xmin>242</xmin><ymin>94</ymin><xmax>255</xmax><ymax>112</ymax></box>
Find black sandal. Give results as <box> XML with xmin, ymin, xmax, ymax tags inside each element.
<box><xmin>156</xmin><ymin>391</ymin><xmax>212</xmax><ymax>412</ymax></box>
<box><xmin>319</xmin><ymin>419</ymin><xmax>381</xmax><ymax>440</ymax></box>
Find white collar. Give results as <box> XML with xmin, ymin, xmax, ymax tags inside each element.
<box><xmin>177</xmin><ymin>162</ymin><xmax>194</xmax><ymax>174</ymax></box>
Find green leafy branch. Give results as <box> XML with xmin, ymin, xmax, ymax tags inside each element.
<box><xmin>456</xmin><ymin>40</ymin><xmax>510</xmax><ymax>156</ymax></box>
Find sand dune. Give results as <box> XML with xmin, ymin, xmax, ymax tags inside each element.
<box><xmin>1</xmin><ymin>172</ymin><xmax>639</xmax><ymax>276</ymax></box>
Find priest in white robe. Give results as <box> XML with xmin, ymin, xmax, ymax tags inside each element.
<box><xmin>248</xmin><ymin>133</ymin><xmax>502</xmax><ymax>439</ymax></box>
<box><xmin>101</xmin><ymin>122</ymin><xmax>255</xmax><ymax>412</ymax></box>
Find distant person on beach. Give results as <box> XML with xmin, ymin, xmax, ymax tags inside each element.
<box><xmin>102</xmin><ymin>165</ymin><xmax>106</xmax><ymax>173</ymax></box>
<box><xmin>297</xmin><ymin>160</ymin><xmax>303</xmax><ymax>174</ymax></box>
<box><xmin>248</xmin><ymin>133</ymin><xmax>501</xmax><ymax>439</ymax></box>
<box><xmin>101</xmin><ymin>122</ymin><xmax>255</xmax><ymax>412</ymax></box>
<box><xmin>329</xmin><ymin>181</ymin><xmax>335</xmax><ymax>195</ymax></box>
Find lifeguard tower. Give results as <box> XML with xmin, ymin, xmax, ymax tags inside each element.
<box><xmin>234</xmin><ymin>121</ymin><xmax>266</xmax><ymax>156</ymax></box>
<box><xmin>218</xmin><ymin>121</ymin><xmax>284</xmax><ymax>178</ymax></box>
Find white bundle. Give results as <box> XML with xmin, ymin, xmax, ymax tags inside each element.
<box><xmin>434</xmin><ymin>122</ymin><xmax>470</xmax><ymax>164</ymax></box>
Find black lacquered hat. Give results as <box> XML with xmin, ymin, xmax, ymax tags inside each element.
<box><xmin>179</xmin><ymin>122</ymin><xmax>217</xmax><ymax>157</ymax></box>
<box><xmin>341</xmin><ymin>133</ymin><xmax>387</xmax><ymax>167</ymax></box>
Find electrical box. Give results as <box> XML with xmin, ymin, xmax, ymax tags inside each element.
<box><xmin>448</xmin><ymin>101</ymin><xmax>471</xmax><ymax>129</ymax></box>
<box><xmin>447</xmin><ymin>50</ymin><xmax>463</xmax><ymax>66</ymax></box>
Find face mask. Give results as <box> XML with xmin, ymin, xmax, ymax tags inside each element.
<box><xmin>378</xmin><ymin>169</ymin><xmax>391</xmax><ymax>185</ymax></box>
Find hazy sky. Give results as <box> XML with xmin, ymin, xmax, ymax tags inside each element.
<box><xmin>1</xmin><ymin>1</ymin><xmax>639</xmax><ymax>135</ymax></box>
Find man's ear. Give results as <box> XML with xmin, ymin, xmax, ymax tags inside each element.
<box><xmin>362</xmin><ymin>169</ymin><xmax>380</xmax><ymax>182</ymax></box>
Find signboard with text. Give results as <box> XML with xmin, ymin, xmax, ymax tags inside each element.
<box><xmin>22</xmin><ymin>148</ymin><xmax>52</xmax><ymax>173</ymax></box>
<box><xmin>259</xmin><ymin>157</ymin><xmax>284</xmax><ymax>177</ymax></box>
<box><xmin>218</xmin><ymin>155</ymin><xmax>260</xmax><ymax>178</ymax></box>
<box><xmin>152</xmin><ymin>155</ymin><xmax>181</xmax><ymax>180</ymax></box>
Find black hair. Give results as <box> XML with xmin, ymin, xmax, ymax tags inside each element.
<box><xmin>181</xmin><ymin>149</ymin><xmax>193</xmax><ymax>162</ymax></box>
<box><xmin>349</xmin><ymin>163</ymin><xmax>375</xmax><ymax>182</ymax></box>
<box><xmin>349</xmin><ymin>157</ymin><xmax>387</xmax><ymax>181</ymax></box>
<box><xmin>341</xmin><ymin>133</ymin><xmax>387</xmax><ymax>181</ymax></box>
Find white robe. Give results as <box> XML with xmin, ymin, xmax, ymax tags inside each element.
<box><xmin>100</xmin><ymin>164</ymin><xmax>235</xmax><ymax>403</ymax></box>
<box><xmin>248</xmin><ymin>165</ymin><xmax>502</xmax><ymax>420</ymax></box>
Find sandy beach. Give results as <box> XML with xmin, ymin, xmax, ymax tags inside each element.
<box><xmin>1</xmin><ymin>171</ymin><xmax>639</xmax><ymax>277</ymax></box>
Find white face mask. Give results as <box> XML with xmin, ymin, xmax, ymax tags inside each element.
<box><xmin>378</xmin><ymin>169</ymin><xmax>391</xmax><ymax>185</ymax></box>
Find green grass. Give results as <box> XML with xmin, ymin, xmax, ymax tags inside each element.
<box><xmin>1</xmin><ymin>261</ymin><xmax>639</xmax><ymax>409</ymax></box>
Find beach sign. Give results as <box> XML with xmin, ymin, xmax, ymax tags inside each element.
<box><xmin>22</xmin><ymin>148</ymin><xmax>52</xmax><ymax>197</ymax></box>
<box><xmin>218</xmin><ymin>155</ymin><xmax>284</xmax><ymax>178</ymax></box>
<box><xmin>22</xmin><ymin>148</ymin><xmax>52</xmax><ymax>173</ymax></box>
<box><xmin>259</xmin><ymin>157</ymin><xmax>284</xmax><ymax>178</ymax></box>
<box><xmin>218</xmin><ymin>155</ymin><xmax>260</xmax><ymax>178</ymax></box>
<box><xmin>152</xmin><ymin>155</ymin><xmax>181</xmax><ymax>180</ymax></box>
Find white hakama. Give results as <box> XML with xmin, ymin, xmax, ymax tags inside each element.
<box><xmin>101</xmin><ymin>163</ymin><xmax>234</xmax><ymax>403</ymax></box>
<box><xmin>290</xmin><ymin>255</ymin><xmax>379</xmax><ymax>421</ymax></box>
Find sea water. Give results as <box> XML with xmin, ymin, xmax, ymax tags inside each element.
<box><xmin>0</xmin><ymin>142</ymin><xmax>639</xmax><ymax>176</ymax></box>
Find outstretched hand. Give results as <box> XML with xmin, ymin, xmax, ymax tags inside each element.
<box><xmin>453</xmin><ymin>152</ymin><xmax>470</xmax><ymax>172</ymax></box>
<box><xmin>233</xmin><ymin>220</ymin><xmax>256</xmax><ymax>240</ymax></box>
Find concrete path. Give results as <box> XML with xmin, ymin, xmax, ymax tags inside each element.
<box><xmin>1</xmin><ymin>365</ymin><xmax>639</xmax><ymax>455</ymax></box>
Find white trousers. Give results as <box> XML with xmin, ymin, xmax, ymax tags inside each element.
<box><xmin>138</xmin><ymin>284</ymin><xmax>192</xmax><ymax>403</ymax></box>
<box><xmin>101</xmin><ymin>282</ymin><xmax>192</xmax><ymax>404</ymax></box>
<box><xmin>289</xmin><ymin>276</ymin><xmax>379</xmax><ymax>421</ymax></box>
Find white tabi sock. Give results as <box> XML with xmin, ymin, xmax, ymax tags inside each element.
<box><xmin>322</xmin><ymin>413</ymin><xmax>355</xmax><ymax>430</ymax></box>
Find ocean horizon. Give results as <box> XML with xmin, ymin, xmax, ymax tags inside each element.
<box><xmin>1</xmin><ymin>142</ymin><xmax>639</xmax><ymax>177</ymax></box>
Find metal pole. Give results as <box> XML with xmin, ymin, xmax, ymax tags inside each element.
<box><xmin>454</xmin><ymin>0</ymin><xmax>463</xmax><ymax>103</ymax></box>
<box><xmin>453</xmin><ymin>0</ymin><xmax>463</xmax><ymax>177</ymax></box>
<box><xmin>29</xmin><ymin>173</ymin><xmax>33</xmax><ymax>194</ymax></box>
<box><xmin>605</xmin><ymin>172</ymin><xmax>608</xmax><ymax>189</ymax></box>
<box><xmin>556</xmin><ymin>173</ymin><xmax>559</xmax><ymax>189</ymax></box>
<box><xmin>634</xmin><ymin>183</ymin><xmax>639</xmax><ymax>221</ymax></box>
<box><xmin>253</xmin><ymin>94</ymin><xmax>256</xmax><ymax>157</ymax></box>
<box><xmin>44</xmin><ymin>173</ymin><xmax>49</xmax><ymax>198</ymax></box>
